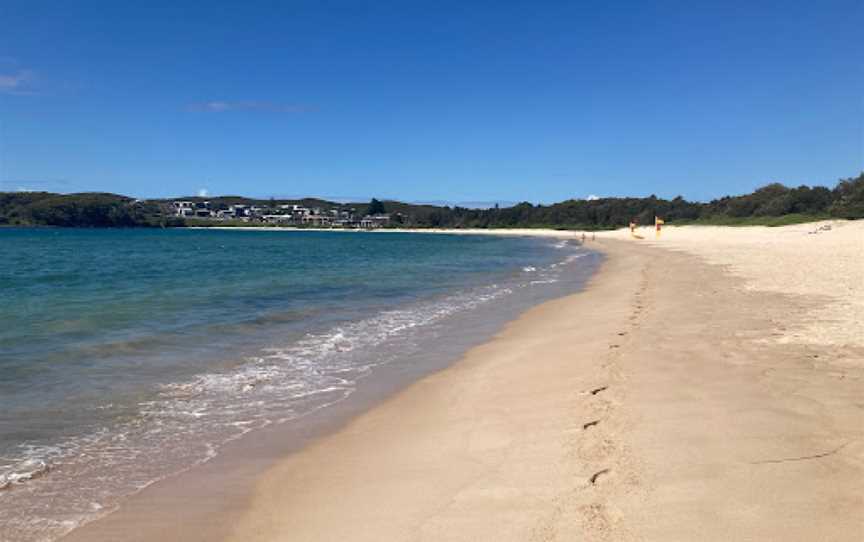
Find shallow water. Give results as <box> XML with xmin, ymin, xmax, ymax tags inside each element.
<box><xmin>0</xmin><ymin>228</ymin><xmax>600</xmax><ymax>541</ymax></box>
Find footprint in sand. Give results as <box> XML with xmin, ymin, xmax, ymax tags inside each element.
<box><xmin>589</xmin><ymin>468</ymin><xmax>610</xmax><ymax>485</ymax></box>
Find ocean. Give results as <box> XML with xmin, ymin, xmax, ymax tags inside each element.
<box><xmin>0</xmin><ymin>228</ymin><xmax>601</xmax><ymax>541</ymax></box>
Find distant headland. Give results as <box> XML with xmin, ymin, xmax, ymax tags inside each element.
<box><xmin>1</xmin><ymin>173</ymin><xmax>861</xmax><ymax>229</ymax></box>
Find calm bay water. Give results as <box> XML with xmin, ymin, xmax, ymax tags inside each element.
<box><xmin>0</xmin><ymin>228</ymin><xmax>600</xmax><ymax>541</ymax></box>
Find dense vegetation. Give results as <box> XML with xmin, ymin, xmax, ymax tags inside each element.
<box><xmin>1</xmin><ymin>173</ymin><xmax>861</xmax><ymax>229</ymax></box>
<box><xmin>0</xmin><ymin>192</ymin><xmax>178</xmax><ymax>227</ymax></box>
<box><xmin>383</xmin><ymin>172</ymin><xmax>863</xmax><ymax>229</ymax></box>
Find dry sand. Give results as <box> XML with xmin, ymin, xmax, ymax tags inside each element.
<box><xmin>597</xmin><ymin>220</ymin><xmax>864</xmax><ymax>348</ymax></box>
<box><xmin>217</xmin><ymin>221</ymin><xmax>863</xmax><ymax>541</ymax></box>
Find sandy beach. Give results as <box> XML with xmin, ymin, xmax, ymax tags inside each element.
<box><xmin>64</xmin><ymin>221</ymin><xmax>864</xmax><ymax>542</ymax></box>
<box><xmin>226</xmin><ymin>221</ymin><xmax>863</xmax><ymax>541</ymax></box>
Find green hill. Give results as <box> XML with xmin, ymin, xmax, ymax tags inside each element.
<box><xmin>2</xmin><ymin>173</ymin><xmax>861</xmax><ymax>229</ymax></box>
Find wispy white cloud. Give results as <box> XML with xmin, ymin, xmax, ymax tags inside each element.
<box><xmin>198</xmin><ymin>188</ymin><xmax>209</xmax><ymax>197</ymax></box>
<box><xmin>586</xmin><ymin>194</ymin><xmax>600</xmax><ymax>201</ymax></box>
<box><xmin>0</xmin><ymin>179</ymin><xmax>73</xmax><ymax>192</ymax></box>
<box><xmin>0</xmin><ymin>69</ymin><xmax>36</xmax><ymax>95</ymax></box>
<box><xmin>187</xmin><ymin>101</ymin><xmax>313</xmax><ymax>113</ymax></box>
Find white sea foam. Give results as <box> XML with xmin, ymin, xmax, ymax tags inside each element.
<box><xmin>0</xmin><ymin>459</ymin><xmax>50</xmax><ymax>490</ymax></box>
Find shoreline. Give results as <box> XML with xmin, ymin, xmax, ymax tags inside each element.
<box><xmin>185</xmin><ymin>225</ymin><xmax>588</xmax><ymax>238</ymax></box>
<box><xmin>63</xmin><ymin>222</ymin><xmax>863</xmax><ymax>541</ymax></box>
<box><xmin>59</xmin><ymin>236</ymin><xmax>603</xmax><ymax>542</ymax></box>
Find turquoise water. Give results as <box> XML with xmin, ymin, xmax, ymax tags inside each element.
<box><xmin>0</xmin><ymin>228</ymin><xmax>600</xmax><ymax>540</ymax></box>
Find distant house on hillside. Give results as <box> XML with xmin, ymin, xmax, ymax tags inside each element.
<box><xmin>278</xmin><ymin>204</ymin><xmax>311</xmax><ymax>219</ymax></box>
<box><xmin>262</xmin><ymin>214</ymin><xmax>293</xmax><ymax>224</ymax></box>
<box><xmin>229</xmin><ymin>204</ymin><xmax>249</xmax><ymax>218</ymax></box>
<box><xmin>173</xmin><ymin>201</ymin><xmax>195</xmax><ymax>217</ymax></box>
<box><xmin>216</xmin><ymin>204</ymin><xmax>254</xmax><ymax>220</ymax></box>
<box><xmin>360</xmin><ymin>214</ymin><xmax>391</xmax><ymax>229</ymax></box>
<box><xmin>173</xmin><ymin>200</ymin><xmax>214</xmax><ymax>218</ymax></box>
<box><xmin>193</xmin><ymin>201</ymin><xmax>213</xmax><ymax>218</ymax></box>
<box><xmin>301</xmin><ymin>214</ymin><xmax>332</xmax><ymax>227</ymax></box>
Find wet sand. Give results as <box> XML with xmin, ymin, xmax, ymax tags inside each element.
<box><xmin>65</xmin><ymin>222</ymin><xmax>864</xmax><ymax>541</ymax></box>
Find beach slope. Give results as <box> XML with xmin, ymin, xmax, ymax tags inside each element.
<box><xmin>223</xmin><ymin>222</ymin><xmax>863</xmax><ymax>541</ymax></box>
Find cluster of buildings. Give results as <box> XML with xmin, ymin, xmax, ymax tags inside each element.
<box><xmin>171</xmin><ymin>201</ymin><xmax>392</xmax><ymax>229</ymax></box>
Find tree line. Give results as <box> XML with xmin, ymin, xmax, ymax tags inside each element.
<box><xmin>386</xmin><ymin>172</ymin><xmax>864</xmax><ymax>229</ymax></box>
<box><xmin>1</xmin><ymin>172</ymin><xmax>861</xmax><ymax>229</ymax></box>
<box><xmin>0</xmin><ymin>192</ymin><xmax>177</xmax><ymax>228</ymax></box>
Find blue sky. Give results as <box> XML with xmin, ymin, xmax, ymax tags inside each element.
<box><xmin>1</xmin><ymin>1</ymin><xmax>861</xmax><ymax>203</ymax></box>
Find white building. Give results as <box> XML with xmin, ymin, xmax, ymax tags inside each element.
<box><xmin>173</xmin><ymin>201</ymin><xmax>195</xmax><ymax>217</ymax></box>
<box><xmin>361</xmin><ymin>214</ymin><xmax>391</xmax><ymax>229</ymax></box>
<box><xmin>262</xmin><ymin>214</ymin><xmax>294</xmax><ymax>224</ymax></box>
<box><xmin>229</xmin><ymin>204</ymin><xmax>249</xmax><ymax>217</ymax></box>
<box><xmin>301</xmin><ymin>214</ymin><xmax>333</xmax><ymax>226</ymax></box>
